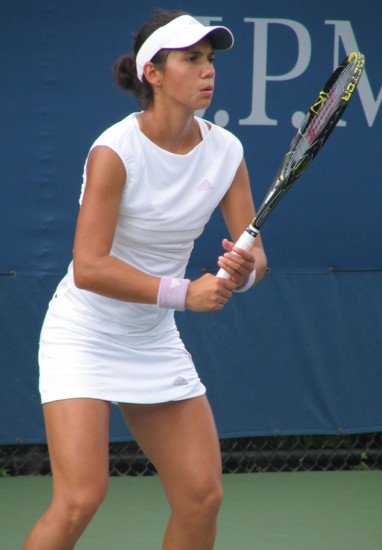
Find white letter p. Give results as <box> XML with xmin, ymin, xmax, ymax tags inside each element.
<box><xmin>240</xmin><ymin>18</ymin><xmax>312</xmax><ymax>126</ymax></box>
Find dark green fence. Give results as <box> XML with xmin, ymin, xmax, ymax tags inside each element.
<box><xmin>1</xmin><ymin>433</ymin><xmax>381</xmax><ymax>477</ymax></box>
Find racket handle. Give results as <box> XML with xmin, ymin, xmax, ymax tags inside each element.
<box><xmin>216</xmin><ymin>226</ymin><xmax>259</xmax><ymax>279</ymax></box>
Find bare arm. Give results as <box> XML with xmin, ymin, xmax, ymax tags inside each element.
<box><xmin>73</xmin><ymin>145</ymin><xmax>236</xmax><ymax>311</ymax></box>
<box><xmin>219</xmin><ymin>159</ymin><xmax>268</xmax><ymax>287</ymax></box>
<box><xmin>73</xmin><ymin>146</ymin><xmax>160</xmax><ymax>303</ymax></box>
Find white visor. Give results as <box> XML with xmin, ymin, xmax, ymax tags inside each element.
<box><xmin>136</xmin><ymin>14</ymin><xmax>234</xmax><ymax>82</ymax></box>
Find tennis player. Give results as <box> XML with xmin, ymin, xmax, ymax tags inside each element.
<box><xmin>24</xmin><ymin>10</ymin><xmax>267</xmax><ymax>550</ymax></box>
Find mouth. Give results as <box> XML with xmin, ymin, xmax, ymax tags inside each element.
<box><xmin>200</xmin><ymin>85</ymin><xmax>214</xmax><ymax>94</ymax></box>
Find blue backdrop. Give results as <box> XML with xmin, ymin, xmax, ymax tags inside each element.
<box><xmin>1</xmin><ymin>0</ymin><xmax>381</xmax><ymax>443</ymax></box>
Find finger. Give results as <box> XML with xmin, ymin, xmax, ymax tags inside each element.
<box><xmin>219</xmin><ymin>294</ymin><xmax>231</xmax><ymax>309</ymax></box>
<box><xmin>217</xmin><ymin>257</ymin><xmax>237</xmax><ymax>279</ymax></box>
<box><xmin>222</xmin><ymin>238</ymin><xmax>235</xmax><ymax>253</ymax></box>
<box><xmin>232</xmin><ymin>245</ymin><xmax>256</xmax><ymax>263</ymax></box>
<box><xmin>230</xmin><ymin>247</ymin><xmax>256</xmax><ymax>270</ymax></box>
<box><xmin>218</xmin><ymin>253</ymin><xmax>250</xmax><ymax>275</ymax></box>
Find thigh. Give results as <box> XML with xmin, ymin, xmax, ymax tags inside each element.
<box><xmin>119</xmin><ymin>397</ymin><xmax>222</xmax><ymax>501</ymax></box>
<box><xmin>44</xmin><ymin>399</ymin><xmax>111</xmax><ymax>498</ymax></box>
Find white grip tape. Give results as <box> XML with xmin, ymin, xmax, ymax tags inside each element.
<box><xmin>235</xmin><ymin>231</ymin><xmax>257</xmax><ymax>250</ymax></box>
<box><xmin>216</xmin><ymin>229</ymin><xmax>257</xmax><ymax>279</ymax></box>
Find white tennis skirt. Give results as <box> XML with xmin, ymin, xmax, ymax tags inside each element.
<box><xmin>39</xmin><ymin>309</ymin><xmax>206</xmax><ymax>405</ymax></box>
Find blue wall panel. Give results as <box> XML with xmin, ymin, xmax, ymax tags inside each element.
<box><xmin>1</xmin><ymin>0</ymin><xmax>381</xmax><ymax>443</ymax></box>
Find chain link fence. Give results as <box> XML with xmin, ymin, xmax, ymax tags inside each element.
<box><xmin>1</xmin><ymin>432</ymin><xmax>381</xmax><ymax>476</ymax></box>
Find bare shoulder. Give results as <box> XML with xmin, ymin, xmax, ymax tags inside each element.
<box><xmin>81</xmin><ymin>146</ymin><xmax>127</xmax><ymax>207</ymax></box>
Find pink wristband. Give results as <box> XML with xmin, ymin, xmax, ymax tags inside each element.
<box><xmin>234</xmin><ymin>269</ymin><xmax>257</xmax><ymax>293</ymax></box>
<box><xmin>157</xmin><ymin>277</ymin><xmax>191</xmax><ymax>311</ymax></box>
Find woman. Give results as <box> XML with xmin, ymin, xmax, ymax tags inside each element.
<box><xmin>24</xmin><ymin>10</ymin><xmax>267</xmax><ymax>550</ymax></box>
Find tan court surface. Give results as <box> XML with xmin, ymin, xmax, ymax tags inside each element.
<box><xmin>1</xmin><ymin>471</ymin><xmax>381</xmax><ymax>549</ymax></box>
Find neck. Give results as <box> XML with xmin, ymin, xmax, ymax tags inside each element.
<box><xmin>137</xmin><ymin>108</ymin><xmax>201</xmax><ymax>155</ymax></box>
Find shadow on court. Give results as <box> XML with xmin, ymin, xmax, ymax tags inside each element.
<box><xmin>1</xmin><ymin>472</ymin><xmax>381</xmax><ymax>549</ymax></box>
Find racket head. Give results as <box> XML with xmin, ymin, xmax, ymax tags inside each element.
<box><xmin>281</xmin><ymin>51</ymin><xmax>365</xmax><ymax>184</ymax></box>
<box><xmin>252</xmin><ymin>51</ymin><xmax>365</xmax><ymax>230</ymax></box>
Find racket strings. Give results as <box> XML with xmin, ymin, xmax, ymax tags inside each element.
<box><xmin>310</xmin><ymin>62</ymin><xmax>354</xmax><ymax>135</ymax></box>
<box><xmin>285</xmin><ymin>60</ymin><xmax>356</xmax><ymax>177</ymax></box>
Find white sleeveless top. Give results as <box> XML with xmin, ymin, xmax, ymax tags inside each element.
<box><xmin>49</xmin><ymin>113</ymin><xmax>243</xmax><ymax>337</ymax></box>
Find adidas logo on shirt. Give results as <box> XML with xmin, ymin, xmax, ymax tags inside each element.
<box><xmin>197</xmin><ymin>178</ymin><xmax>214</xmax><ymax>191</ymax></box>
<box><xmin>174</xmin><ymin>376</ymin><xmax>188</xmax><ymax>386</ymax></box>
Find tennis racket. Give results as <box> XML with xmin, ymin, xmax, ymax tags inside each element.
<box><xmin>217</xmin><ymin>51</ymin><xmax>365</xmax><ymax>279</ymax></box>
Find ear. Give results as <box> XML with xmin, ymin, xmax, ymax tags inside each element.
<box><xmin>143</xmin><ymin>62</ymin><xmax>162</xmax><ymax>87</ymax></box>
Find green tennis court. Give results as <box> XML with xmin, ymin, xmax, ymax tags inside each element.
<box><xmin>2</xmin><ymin>471</ymin><xmax>381</xmax><ymax>549</ymax></box>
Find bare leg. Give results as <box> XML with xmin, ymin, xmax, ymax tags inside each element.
<box><xmin>23</xmin><ymin>398</ymin><xmax>111</xmax><ymax>550</ymax></box>
<box><xmin>120</xmin><ymin>396</ymin><xmax>223</xmax><ymax>550</ymax></box>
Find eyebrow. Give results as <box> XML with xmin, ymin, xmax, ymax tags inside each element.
<box><xmin>180</xmin><ymin>47</ymin><xmax>215</xmax><ymax>56</ymax></box>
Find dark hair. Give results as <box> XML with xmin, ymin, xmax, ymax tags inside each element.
<box><xmin>114</xmin><ymin>10</ymin><xmax>188</xmax><ymax>110</ymax></box>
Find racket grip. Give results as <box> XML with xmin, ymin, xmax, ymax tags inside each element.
<box><xmin>216</xmin><ymin>227</ymin><xmax>258</xmax><ymax>279</ymax></box>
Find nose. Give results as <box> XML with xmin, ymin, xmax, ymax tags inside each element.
<box><xmin>202</xmin><ymin>60</ymin><xmax>215</xmax><ymax>79</ymax></box>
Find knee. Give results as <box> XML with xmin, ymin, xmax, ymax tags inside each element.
<box><xmin>180</xmin><ymin>478</ymin><xmax>224</xmax><ymax>520</ymax></box>
<box><xmin>59</xmin><ymin>482</ymin><xmax>109</xmax><ymax>529</ymax></box>
<box><xmin>72</xmin><ymin>489</ymin><xmax>107</xmax><ymax>523</ymax></box>
<box><xmin>204</xmin><ymin>481</ymin><xmax>224</xmax><ymax>517</ymax></box>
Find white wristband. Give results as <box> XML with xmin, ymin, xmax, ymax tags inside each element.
<box><xmin>157</xmin><ymin>277</ymin><xmax>191</xmax><ymax>311</ymax></box>
<box><xmin>233</xmin><ymin>269</ymin><xmax>256</xmax><ymax>293</ymax></box>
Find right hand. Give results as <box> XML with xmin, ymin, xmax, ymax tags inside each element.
<box><xmin>185</xmin><ymin>273</ymin><xmax>237</xmax><ymax>312</ymax></box>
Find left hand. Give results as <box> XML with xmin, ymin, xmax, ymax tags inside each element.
<box><xmin>217</xmin><ymin>238</ymin><xmax>256</xmax><ymax>287</ymax></box>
